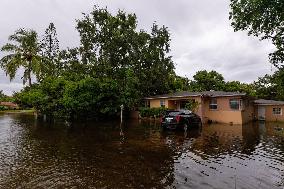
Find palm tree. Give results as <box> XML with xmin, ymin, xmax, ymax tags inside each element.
<box><xmin>0</xmin><ymin>28</ymin><xmax>42</xmax><ymax>86</ymax></box>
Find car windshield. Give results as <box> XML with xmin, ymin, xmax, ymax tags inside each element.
<box><xmin>166</xmin><ymin>110</ymin><xmax>192</xmax><ymax>116</ymax></box>
<box><xmin>166</xmin><ymin>111</ymin><xmax>181</xmax><ymax>116</ymax></box>
<box><xmin>180</xmin><ymin>109</ymin><xmax>192</xmax><ymax>114</ymax></box>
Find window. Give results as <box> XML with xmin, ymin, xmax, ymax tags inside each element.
<box><xmin>160</xmin><ymin>100</ymin><xmax>165</xmax><ymax>107</ymax></box>
<box><xmin>209</xmin><ymin>98</ymin><xmax>217</xmax><ymax>110</ymax></box>
<box><xmin>230</xmin><ymin>99</ymin><xmax>240</xmax><ymax>110</ymax></box>
<box><xmin>273</xmin><ymin>107</ymin><xmax>282</xmax><ymax>115</ymax></box>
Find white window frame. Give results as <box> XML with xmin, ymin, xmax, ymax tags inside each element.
<box><xmin>272</xmin><ymin>107</ymin><xmax>282</xmax><ymax>115</ymax></box>
<box><xmin>160</xmin><ymin>99</ymin><xmax>165</xmax><ymax>107</ymax></box>
<box><xmin>209</xmin><ymin>98</ymin><xmax>218</xmax><ymax>110</ymax></box>
<box><xmin>230</xmin><ymin>99</ymin><xmax>241</xmax><ymax>110</ymax></box>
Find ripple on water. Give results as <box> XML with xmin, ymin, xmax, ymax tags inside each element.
<box><xmin>0</xmin><ymin>115</ymin><xmax>283</xmax><ymax>188</ymax></box>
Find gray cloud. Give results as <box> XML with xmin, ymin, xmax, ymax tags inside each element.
<box><xmin>0</xmin><ymin>0</ymin><xmax>276</xmax><ymax>95</ymax></box>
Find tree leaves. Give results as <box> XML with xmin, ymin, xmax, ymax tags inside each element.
<box><xmin>0</xmin><ymin>29</ymin><xmax>42</xmax><ymax>86</ymax></box>
<box><xmin>229</xmin><ymin>0</ymin><xmax>284</xmax><ymax>67</ymax></box>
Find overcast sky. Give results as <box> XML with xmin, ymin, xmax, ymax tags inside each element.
<box><xmin>0</xmin><ymin>0</ymin><xmax>275</xmax><ymax>95</ymax></box>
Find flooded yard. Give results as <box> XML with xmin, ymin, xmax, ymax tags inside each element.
<box><xmin>0</xmin><ymin>114</ymin><xmax>283</xmax><ymax>188</ymax></box>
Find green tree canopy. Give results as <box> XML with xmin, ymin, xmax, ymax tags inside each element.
<box><xmin>253</xmin><ymin>69</ymin><xmax>284</xmax><ymax>100</ymax></box>
<box><xmin>225</xmin><ymin>80</ymin><xmax>256</xmax><ymax>96</ymax></box>
<box><xmin>229</xmin><ymin>0</ymin><xmax>284</xmax><ymax>67</ymax></box>
<box><xmin>0</xmin><ymin>90</ymin><xmax>6</xmax><ymax>100</ymax></box>
<box><xmin>40</xmin><ymin>23</ymin><xmax>60</xmax><ymax>80</ymax></box>
<box><xmin>0</xmin><ymin>29</ymin><xmax>42</xmax><ymax>86</ymax></box>
<box><xmin>76</xmin><ymin>6</ymin><xmax>175</xmax><ymax>97</ymax></box>
<box><xmin>190</xmin><ymin>70</ymin><xmax>225</xmax><ymax>91</ymax></box>
<box><xmin>12</xmin><ymin>5</ymin><xmax>177</xmax><ymax>119</ymax></box>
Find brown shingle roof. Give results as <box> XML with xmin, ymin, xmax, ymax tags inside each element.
<box><xmin>144</xmin><ymin>91</ymin><xmax>246</xmax><ymax>99</ymax></box>
<box><xmin>0</xmin><ymin>102</ymin><xmax>19</xmax><ymax>108</ymax></box>
<box><xmin>254</xmin><ymin>99</ymin><xmax>284</xmax><ymax>105</ymax></box>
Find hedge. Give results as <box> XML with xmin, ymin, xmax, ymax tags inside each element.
<box><xmin>139</xmin><ymin>107</ymin><xmax>168</xmax><ymax>118</ymax></box>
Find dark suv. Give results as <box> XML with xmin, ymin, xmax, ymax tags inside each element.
<box><xmin>160</xmin><ymin>110</ymin><xmax>202</xmax><ymax>131</ymax></box>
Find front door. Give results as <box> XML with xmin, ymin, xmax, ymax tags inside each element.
<box><xmin>258</xmin><ymin>106</ymin><xmax>266</xmax><ymax>120</ymax></box>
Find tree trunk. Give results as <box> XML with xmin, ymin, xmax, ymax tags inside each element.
<box><xmin>28</xmin><ymin>61</ymin><xmax>32</xmax><ymax>87</ymax></box>
<box><xmin>28</xmin><ymin>65</ymin><xmax>32</xmax><ymax>87</ymax></box>
<box><xmin>28</xmin><ymin>75</ymin><xmax>32</xmax><ymax>87</ymax></box>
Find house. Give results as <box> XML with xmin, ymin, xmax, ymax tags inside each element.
<box><xmin>0</xmin><ymin>102</ymin><xmax>19</xmax><ymax>110</ymax></box>
<box><xmin>254</xmin><ymin>99</ymin><xmax>284</xmax><ymax>122</ymax></box>
<box><xmin>144</xmin><ymin>91</ymin><xmax>255</xmax><ymax>124</ymax></box>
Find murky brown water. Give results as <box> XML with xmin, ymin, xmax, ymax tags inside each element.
<box><xmin>0</xmin><ymin>114</ymin><xmax>283</xmax><ymax>189</ymax></box>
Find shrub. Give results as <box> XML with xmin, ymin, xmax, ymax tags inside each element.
<box><xmin>0</xmin><ymin>106</ymin><xmax>8</xmax><ymax>111</ymax></box>
<box><xmin>139</xmin><ymin>107</ymin><xmax>168</xmax><ymax>118</ymax></box>
<box><xmin>185</xmin><ymin>100</ymin><xmax>200</xmax><ymax>112</ymax></box>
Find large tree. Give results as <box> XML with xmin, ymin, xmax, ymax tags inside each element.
<box><xmin>253</xmin><ymin>69</ymin><xmax>284</xmax><ymax>100</ymax></box>
<box><xmin>40</xmin><ymin>23</ymin><xmax>60</xmax><ymax>80</ymax></box>
<box><xmin>76</xmin><ymin>6</ymin><xmax>175</xmax><ymax>98</ymax></box>
<box><xmin>225</xmin><ymin>80</ymin><xmax>255</xmax><ymax>96</ymax></box>
<box><xmin>190</xmin><ymin>70</ymin><xmax>225</xmax><ymax>91</ymax></box>
<box><xmin>0</xmin><ymin>29</ymin><xmax>42</xmax><ymax>86</ymax></box>
<box><xmin>229</xmin><ymin>0</ymin><xmax>284</xmax><ymax>67</ymax></box>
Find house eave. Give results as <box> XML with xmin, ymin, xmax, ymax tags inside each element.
<box><xmin>255</xmin><ymin>103</ymin><xmax>284</xmax><ymax>106</ymax></box>
<box><xmin>144</xmin><ymin>94</ymin><xmax>246</xmax><ymax>100</ymax></box>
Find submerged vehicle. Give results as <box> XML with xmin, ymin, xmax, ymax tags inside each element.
<box><xmin>160</xmin><ymin>110</ymin><xmax>202</xmax><ymax>131</ymax></box>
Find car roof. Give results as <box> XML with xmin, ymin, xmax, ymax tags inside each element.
<box><xmin>167</xmin><ymin>109</ymin><xmax>193</xmax><ymax>114</ymax></box>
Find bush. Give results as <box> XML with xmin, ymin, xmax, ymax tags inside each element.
<box><xmin>139</xmin><ymin>107</ymin><xmax>168</xmax><ymax>118</ymax></box>
<box><xmin>14</xmin><ymin>77</ymin><xmax>121</xmax><ymax>120</ymax></box>
<box><xmin>185</xmin><ymin>100</ymin><xmax>200</xmax><ymax>112</ymax></box>
<box><xmin>0</xmin><ymin>106</ymin><xmax>8</xmax><ymax>111</ymax></box>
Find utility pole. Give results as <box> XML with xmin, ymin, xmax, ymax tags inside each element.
<box><xmin>120</xmin><ymin>104</ymin><xmax>124</xmax><ymax>122</ymax></box>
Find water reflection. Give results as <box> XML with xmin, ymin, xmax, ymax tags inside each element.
<box><xmin>0</xmin><ymin>114</ymin><xmax>283</xmax><ymax>188</ymax></box>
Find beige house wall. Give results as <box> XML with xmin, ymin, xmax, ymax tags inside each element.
<box><xmin>148</xmin><ymin>95</ymin><xmax>254</xmax><ymax>124</ymax></box>
<box><xmin>150</xmin><ymin>99</ymin><xmax>164</xmax><ymax>108</ymax></box>
<box><xmin>255</xmin><ymin>105</ymin><xmax>284</xmax><ymax>122</ymax></box>
<box><xmin>205</xmin><ymin>110</ymin><xmax>243</xmax><ymax>124</ymax></box>
<box><xmin>202</xmin><ymin>96</ymin><xmax>252</xmax><ymax>124</ymax></box>
<box><xmin>149</xmin><ymin>97</ymin><xmax>202</xmax><ymax>109</ymax></box>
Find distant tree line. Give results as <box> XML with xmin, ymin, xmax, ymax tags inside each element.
<box><xmin>0</xmin><ymin>4</ymin><xmax>283</xmax><ymax>120</ymax></box>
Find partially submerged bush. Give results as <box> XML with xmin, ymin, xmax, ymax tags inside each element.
<box><xmin>139</xmin><ymin>107</ymin><xmax>168</xmax><ymax>118</ymax></box>
<box><xmin>0</xmin><ymin>106</ymin><xmax>8</xmax><ymax>111</ymax></box>
<box><xmin>14</xmin><ymin>77</ymin><xmax>121</xmax><ymax>120</ymax></box>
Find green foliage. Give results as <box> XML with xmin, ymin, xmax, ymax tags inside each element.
<box><xmin>224</xmin><ymin>81</ymin><xmax>256</xmax><ymax>97</ymax></box>
<box><xmin>0</xmin><ymin>106</ymin><xmax>8</xmax><ymax>111</ymax></box>
<box><xmin>4</xmin><ymin>5</ymin><xmax>177</xmax><ymax>120</ymax></box>
<box><xmin>229</xmin><ymin>0</ymin><xmax>284</xmax><ymax>67</ymax></box>
<box><xmin>15</xmin><ymin>77</ymin><xmax>122</xmax><ymax>119</ymax></box>
<box><xmin>139</xmin><ymin>107</ymin><xmax>168</xmax><ymax>118</ymax></box>
<box><xmin>0</xmin><ymin>90</ymin><xmax>6</xmax><ymax>100</ymax></box>
<box><xmin>253</xmin><ymin>68</ymin><xmax>284</xmax><ymax>100</ymax></box>
<box><xmin>187</xmin><ymin>70</ymin><xmax>256</xmax><ymax>96</ymax></box>
<box><xmin>39</xmin><ymin>23</ymin><xmax>60</xmax><ymax>81</ymax></box>
<box><xmin>185</xmin><ymin>100</ymin><xmax>200</xmax><ymax>112</ymax></box>
<box><xmin>190</xmin><ymin>70</ymin><xmax>225</xmax><ymax>91</ymax></box>
<box><xmin>76</xmin><ymin>6</ymin><xmax>175</xmax><ymax>97</ymax></box>
<box><xmin>0</xmin><ymin>29</ymin><xmax>42</xmax><ymax>86</ymax></box>
<box><xmin>170</xmin><ymin>76</ymin><xmax>191</xmax><ymax>92</ymax></box>
<box><xmin>0</xmin><ymin>90</ymin><xmax>15</xmax><ymax>102</ymax></box>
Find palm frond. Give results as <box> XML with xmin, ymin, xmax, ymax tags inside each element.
<box><xmin>1</xmin><ymin>43</ymin><xmax>20</xmax><ymax>53</ymax></box>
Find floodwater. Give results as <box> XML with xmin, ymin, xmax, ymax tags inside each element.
<box><xmin>0</xmin><ymin>114</ymin><xmax>283</xmax><ymax>189</ymax></box>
